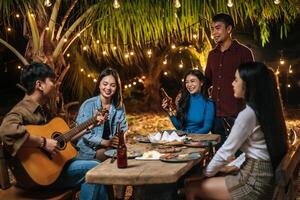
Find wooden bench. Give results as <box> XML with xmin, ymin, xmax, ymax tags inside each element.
<box><xmin>0</xmin><ymin>141</ymin><xmax>79</xmax><ymax>200</ymax></box>
<box><xmin>272</xmin><ymin>128</ymin><xmax>300</xmax><ymax>200</ymax></box>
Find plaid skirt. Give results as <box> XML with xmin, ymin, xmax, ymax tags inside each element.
<box><xmin>225</xmin><ymin>157</ymin><xmax>274</xmax><ymax>200</ymax></box>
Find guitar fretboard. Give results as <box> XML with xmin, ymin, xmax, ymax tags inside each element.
<box><xmin>58</xmin><ymin>116</ymin><xmax>98</xmax><ymax>142</ymax></box>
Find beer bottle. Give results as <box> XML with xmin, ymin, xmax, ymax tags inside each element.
<box><xmin>117</xmin><ymin>122</ymin><xmax>128</xmax><ymax>168</ymax></box>
<box><xmin>160</xmin><ymin>88</ymin><xmax>176</xmax><ymax>114</ymax></box>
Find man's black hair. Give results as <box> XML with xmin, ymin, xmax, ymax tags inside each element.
<box><xmin>212</xmin><ymin>13</ymin><xmax>234</xmax><ymax>29</ymax></box>
<box><xmin>20</xmin><ymin>62</ymin><xmax>55</xmax><ymax>95</ymax></box>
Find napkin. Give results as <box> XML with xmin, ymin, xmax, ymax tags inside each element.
<box><xmin>148</xmin><ymin>131</ymin><xmax>186</xmax><ymax>143</ymax></box>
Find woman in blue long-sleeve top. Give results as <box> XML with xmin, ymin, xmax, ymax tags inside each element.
<box><xmin>162</xmin><ymin>69</ymin><xmax>214</xmax><ymax>134</ymax></box>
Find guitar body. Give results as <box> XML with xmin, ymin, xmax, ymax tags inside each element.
<box><xmin>16</xmin><ymin>117</ymin><xmax>77</xmax><ymax>186</ymax></box>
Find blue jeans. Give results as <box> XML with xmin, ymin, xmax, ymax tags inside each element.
<box><xmin>51</xmin><ymin>159</ymin><xmax>108</xmax><ymax>200</ymax></box>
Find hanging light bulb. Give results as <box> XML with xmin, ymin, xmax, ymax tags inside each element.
<box><xmin>44</xmin><ymin>0</ymin><xmax>52</xmax><ymax>7</ymax></box>
<box><xmin>113</xmin><ymin>0</ymin><xmax>120</xmax><ymax>9</ymax></box>
<box><xmin>279</xmin><ymin>50</ymin><xmax>285</xmax><ymax>65</ymax></box>
<box><xmin>289</xmin><ymin>65</ymin><xmax>293</xmax><ymax>73</ymax></box>
<box><xmin>279</xmin><ymin>58</ymin><xmax>285</xmax><ymax>65</ymax></box>
<box><xmin>227</xmin><ymin>0</ymin><xmax>233</xmax><ymax>7</ymax></box>
<box><xmin>274</xmin><ymin>0</ymin><xmax>280</xmax><ymax>5</ymax></box>
<box><xmin>179</xmin><ymin>60</ymin><xmax>183</xmax><ymax>68</ymax></box>
<box><xmin>174</xmin><ymin>0</ymin><xmax>181</xmax><ymax>8</ymax></box>
<box><xmin>163</xmin><ymin>59</ymin><xmax>167</xmax><ymax>65</ymax></box>
<box><xmin>275</xmin><ymin>66</ymin><xmax>280</xmax><ymax>75</ymax></box>
<box><xmin>147</xmin><ymin>49</ymin><xmax>152</xmax><ymax>57</ymax></box>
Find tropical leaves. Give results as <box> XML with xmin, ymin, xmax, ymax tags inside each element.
<box><xmin>0</xmin><ymin>0</ymin><xmax>299</xmax><ymax>104</ymax></box>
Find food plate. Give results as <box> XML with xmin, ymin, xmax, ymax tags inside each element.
<box><xmin>135</xmin><ymin>150</ymin><xmax>161</xmax><ymax>160</ymax></box>
<box><xmin>159</xmin><ymin>152</ymin><xmax>201</xmax><ymax>163</ymax></box>
<box><xmin>184</xmin><ymin>140</ymin><xmax>217</xmax><ymax>148</ymax></box>
<box><xmin>104</xmin><ymin>149</ymin><xmax>142</xmax><ymax>159</ymax></box>
<box><xmin>134</xmin><ymin>135</ymin><xmax>150</xmax><ymax>143</ymax></box>
<box><xmin>155</xmin><ymin>145</ymin><xmax>182</xmax><ymax>153</ymax></box>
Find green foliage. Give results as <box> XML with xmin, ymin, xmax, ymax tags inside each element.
<box><xmin>0</xmin><ymin>0</ymin><xmax>299</xmax><ymax>103</ymax></box>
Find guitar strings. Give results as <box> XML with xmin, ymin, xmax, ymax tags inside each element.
<box><xmin>54</xmin><ymin>117</ymin><xmax>97</xmax><ymax>143</ymax></box>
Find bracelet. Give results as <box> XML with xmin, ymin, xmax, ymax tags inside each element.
<box><xmin>40</xmin><ymin>136</ymin><xmax>46</xmax><ymax>148</ymax></box>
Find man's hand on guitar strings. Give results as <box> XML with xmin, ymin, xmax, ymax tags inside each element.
<box><xmin>43</xmin><ymin>138</ymin><xmax>60</xmax><ymax>156</ymax></box>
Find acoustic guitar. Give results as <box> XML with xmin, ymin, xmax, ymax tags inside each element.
<box><xmin>14</xmin><ymin>115</ymin><xmax>100</xmax><ymax>187</ymax></box>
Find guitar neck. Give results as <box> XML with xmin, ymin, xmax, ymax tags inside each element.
<box><xmin>63</xmin><ymin>116</ymin><xmax>97</xmax><ymax>141</ymax></box>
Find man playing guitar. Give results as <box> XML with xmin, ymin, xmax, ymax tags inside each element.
<box><xmin>0</xmin><ymin>62</ymin><xmax>109</xmax><ymax>200</ymax></box>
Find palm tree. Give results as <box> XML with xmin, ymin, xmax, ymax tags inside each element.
<box><xmin>0</xmin><ymin>0</ymin><xmax>299</xmax><ymax>113</ymax></box>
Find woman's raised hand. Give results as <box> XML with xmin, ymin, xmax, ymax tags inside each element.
<box><xmin>161</xmin><ymin>98</ymin><xmax>171</xmax><ymax>111</ymax></box>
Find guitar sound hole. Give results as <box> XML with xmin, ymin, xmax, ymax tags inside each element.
<box><xmin>52</xmin><ymin>132</ymin><xmax>66</xmax><ymax>150</ymax></box>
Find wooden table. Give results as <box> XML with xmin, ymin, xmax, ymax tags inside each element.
<box><xmin>86</xmin><ymin>133</ymin><xmax>220</xmax><ymax>200</ymax></box>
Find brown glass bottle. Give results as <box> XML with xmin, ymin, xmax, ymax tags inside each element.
<box><xmin>117</xmin><ymin>122</ymin><xmax>128</xmax><ymax>168</ymax></box>
<box><xmin>160</xmin><ymin>88</ymin><xmax>176</xmax><ymax>112</ymax></box>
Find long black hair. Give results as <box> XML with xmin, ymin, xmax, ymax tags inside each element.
<box><xmin>93</xmin><ymin>68</ymin><xmax>123</xmax><ymax>108</ymax></box>
<box><xmin>176</xmin><ymin>69</ymin><xmax>209</xmax><ymax>129</ymax></box>
<box><xmin>238</xmin><ymin>62</ymin><xmax>287</xmax><ymax>170</ymax></box>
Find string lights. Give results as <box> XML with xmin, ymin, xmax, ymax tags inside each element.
<box><xmin>124</xmin><ymin>76</ymin><xmax>146</xmax><ymax>90</ymax></box>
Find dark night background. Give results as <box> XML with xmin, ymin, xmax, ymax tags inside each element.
<box><xmin>1</xmin><ymin>19</ymin><xmax>300</xmax><ymax>116</ymax></box>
